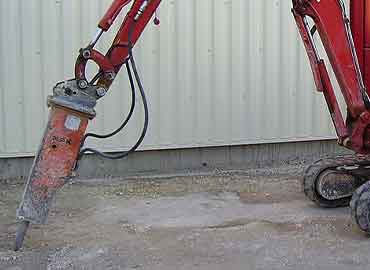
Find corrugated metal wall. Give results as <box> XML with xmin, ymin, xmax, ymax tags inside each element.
<box><xmin>0</xmin><ymin>0</ymin><xmax>346</xmax><ymax>157</ymax></box>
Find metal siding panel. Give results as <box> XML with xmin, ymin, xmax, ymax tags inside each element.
<box><xmin>0</xmin><ymin>0</ymin><xmax>5</xmax><ymax>153</ymax></box>
<box><xmin>280</xmin><ymin>0</ymin><xmax>299</xmax><ymax>139</ymax></box>
<box><xmin>158</xmin><ymin>0</ymin><xmax>177</xmax><ymax>146</ymax></box>
<box><xmin>21</xmin><ymin>1</ymin><xmax>44</xmax><ymax>153</ymax></box>
<box><xmin>230</xmin><ymin>0</ymin><xmax>245</xmax><ymax>142</ymax></box>
<box><xmin>248</xmin><ymin>0</ymin><xmax>265</xmax><ymax>140</ymax></box>
<box><xmin>264</xmin><ymin>0</ymin><xmax>281</xmax><ymax>140</ymax></box>
<box><xmin>178</xmin><ymin>0</ymin><xmax>196</xmax><ymax>145</ymax></box>
<box><xmin>213</xmin><ymin>0</ymin><xmax>231</xmax><ymax>143</ymax></box>
<box><xmin>0</xmin><ymin>0</ymin><xmax>348</xmax><ymax>157</ymax></box>
<box><xmin>195</xmin><ymin>0</ymin><xmax>213</xmax><ymax>145</ymax></box>
<box><xmin>2</xmin><ymin>0</ymin><xmax>26</xmax><ymax>153</ymax></box>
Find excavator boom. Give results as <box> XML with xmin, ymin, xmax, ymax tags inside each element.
<box><xmin>293</xmin><ymin>0</ymin><xmax>370</xmax><ymax>233</ymax></box>
<box><xmin>293</xmin><ymin>0</ymin><xmax>370</xmax><ymax>153</ymax></box>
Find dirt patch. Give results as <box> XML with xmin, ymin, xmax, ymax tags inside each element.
<box><xmin>1</xmin><ymin>168</ymin><xmax>370</xmax><ymax>270</ymax></box>
<box><xmin>237</xmin><ymin>179</ymin><xmax>303</xmax><ymax>204</ymax></box>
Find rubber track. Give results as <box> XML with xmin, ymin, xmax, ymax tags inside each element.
<box><xmin>350</xmin><ymin>181</ymin><xmax>370</xmax><ymax>234</ymax></box>
<box><xmin>304</xmin><ymin>155</ymin><xmax>370</xmax><ymax>208</ymax></box>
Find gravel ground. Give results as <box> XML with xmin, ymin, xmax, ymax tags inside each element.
<box><xmin>0</xmin><ymin>166</ymin><xmax>370</xmax><ymax>270</ymax></box>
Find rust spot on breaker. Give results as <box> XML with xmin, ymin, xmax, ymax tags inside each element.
<box><xmin>17</xmin><ymin>106</ymin><xmax>89</xmax><ymax>224</ymax></box>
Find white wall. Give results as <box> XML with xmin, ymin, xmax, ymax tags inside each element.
<box><xmin>0</xmin><ymin>0</ymin><xmax>343</xmax><ymax>157</ymax></box>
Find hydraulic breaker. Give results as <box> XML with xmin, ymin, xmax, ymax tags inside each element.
<box><xmin>15</xmin><ymin>0</ymin><xmax>161</xmax><ymax>251</ymax></box>
<box><xmin>17</xmin><ymin>82</ymin><xmax>95</xmax><ymax>226</ymax></box>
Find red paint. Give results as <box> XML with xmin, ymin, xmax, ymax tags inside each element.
<box><xmin>318</xmin><ymin>60</ymin><xmax>349</xmax><ymax>140</ymax></box>
<box><xmin>292</xmin><ymin>0</ymin><xmax>370</xmax><ymax>153</ymax></box>
<box><xmin>292</xmin><ymin>9</ymin><xmax>324</xmax><ymax>92</ymax></box>
<box><xmin>351</xmin><ymin>0</ymin><xmax>365</xmax><ymax>72</ymax></box>
<box><xmin>29</xmin><ymin>107</ymin><xmax>89</xmax><ymax>197</ymax></box>
<box><xmin>351</xmin><ymin>0</ymin><xmax>370</xmax><ymax>95</ymax></box>
<box><xmin>75</xmin><ymin>49</ymin><xmax>116</xmax><ymax>82</ymax></box>
<box><xmin>74</xmin><ymin>0</ymin><xmax>162</xmax><ymax>90</ymax></box>
<box><xmin>365</xmin><ymin>1</ymin><xmax>370</xmax><ymax>48</ymax></box>
<box><xmin>98</xmin><ymin>0</ymin><xmax>132</xmax><ymax>31</ymax></box>
<box><xmin>18</xmin><ymin>106</ymin><xmax>89</xmax><ymax>223</ymax></box>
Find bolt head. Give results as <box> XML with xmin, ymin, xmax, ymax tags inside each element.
<box><xmin>78</xmin><ymin>80</ymin><xmax>88</xmax><ymax>89</ymax></box>
<box><xmin>82</xmin><ymin>49</ymin><xmax>91</xmax><ymax>59</ymax></box>
<box><xmin>106</xmin><ymin>72</ymin><xmax>116</xmax><ymax>81</ymax></box>
<box><xmin>96</xmin><ymin>87</ymin><xmax>107</xmax><ymax>97</ymax></box>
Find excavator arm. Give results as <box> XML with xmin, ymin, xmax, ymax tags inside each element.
<box><xmin>293</xmin><ymin>0</ymin><xmax>370</xmax><ymax>234</ymax></box>
<box><xmin>292</xmin><ymin>0</ymin><xmax>370</xmax><ymax>153</ymax></box>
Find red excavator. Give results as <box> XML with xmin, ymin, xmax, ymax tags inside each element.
<box><xmin>12</xmin><ymin>0</ymin><xmax>370</xmax><ymax>251</ymax></box>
